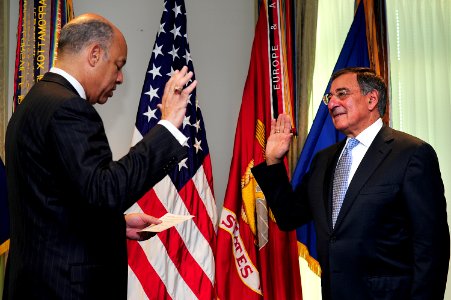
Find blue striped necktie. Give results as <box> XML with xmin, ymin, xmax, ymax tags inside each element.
<box><xmin>332</xmin><ymin>138</ymin><xmax>359</xmax><ymax>227</ymax></box>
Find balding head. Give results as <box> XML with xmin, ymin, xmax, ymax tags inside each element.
<box><xmin>58</xmin><ymin>14</ymin><xmax>117</xmax><ymax>59</ymax></box>
<box><xmin>55</xmin><ymin>13</ymin><xmax>127</xmax><ymax>104</ymax></box>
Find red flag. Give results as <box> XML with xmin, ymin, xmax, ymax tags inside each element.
<box><xmin>126</xmin><ymin>1</ymin><xmax>216</xmax><ymax>299</ymax></box>
<box><xmin>215</xmin><ymin>1</ymin><xmax>302</xmax><ymax>299</ymax></box>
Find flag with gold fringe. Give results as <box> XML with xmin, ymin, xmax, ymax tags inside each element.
<box><xmin>215</xmin><ymin>0</ymin><xmax>301</xmax><ymax>299</ymax></box>
<box><xmin>13</xmin><ymin>0</ymin><xmax>74</xmax><ymax>111</ymax></box>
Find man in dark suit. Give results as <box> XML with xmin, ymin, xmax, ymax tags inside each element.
<box><xmin>252</xmin><ymin>68</ymin><xmax>450</xmax><ymax>299</ymax></box>
<box><xmin>4</xmin><ymin>13</ymin><xmax>197</xmax><ymax>299</ymax></box>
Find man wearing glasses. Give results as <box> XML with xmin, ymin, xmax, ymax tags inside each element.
<box><xmin>252</xmin><ymin>67</ymin><xmax>450</xmax><ymax>300</ymax></box>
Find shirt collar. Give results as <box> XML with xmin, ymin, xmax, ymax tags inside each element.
<box><xmin>49</xmin><ymin>67</ymin><xmax>87</xmax><ymax>100</ymax></box>
<box><xmin>354</xmin><ymin>118</ymin><xmax>383</xmax><ymax>148</ymax></box>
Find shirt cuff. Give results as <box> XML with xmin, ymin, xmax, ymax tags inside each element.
<box><xmin>158</xmin><ymin>120</ymin><xmax>188</xmax><ymax>145</ymax></box>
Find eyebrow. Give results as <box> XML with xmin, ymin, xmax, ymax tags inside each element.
<box><xmin>332</xmin><ymin>87</ymin><xmax>350</xmax><ymax>93</ymax></box>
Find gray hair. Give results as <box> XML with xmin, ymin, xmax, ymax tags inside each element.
<box><xmin>331</xmin><ymin>67</ymin><xmax>387</xmax><ymax>117</ymax></box>
<box><xmin>58</xmin><ymin>19</ymin><xmax>114</xmax><ymax>57</ymax></box>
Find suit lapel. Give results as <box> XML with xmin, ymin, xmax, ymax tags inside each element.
<box><xmin>333</xmin><ymin>126</ymin><xmax>394</xmax><ymax>230</ymax></box>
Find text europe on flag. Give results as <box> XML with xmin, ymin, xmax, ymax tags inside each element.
<box><xmin>215</xmin><ymin>0</ymin><xmax>302</xmax><ymax>299</ymax></box>
<box><xmin>292</xmin><ymin>2</ymin><xmax>370</xmax><ymax>299</ymax></box>
<box><xmin>126</xmin><ymin>1</ymin><xmax>217</xmax><ymax>299</ymax></box>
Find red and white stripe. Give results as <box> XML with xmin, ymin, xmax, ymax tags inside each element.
<box><xmin>127</xmin><ymin>131</ymin><xmax>216</xmax><ymax>299</ymax></box>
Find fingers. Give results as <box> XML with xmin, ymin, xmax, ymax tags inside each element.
<box><xmin>275</xmin><ymin>115</ymin><xmax>283</xmax><ymax>133</ymax></box>
<box><xmin>282</xmin><ymin>114</ymin><xmax>292</xmax><ymax>133</ymax></box>
<box><xmin>125</xmin><ymin>213</ymin><xmax>162</xmax><ymax>228</ymax></box>
<box><xmin>273</xmin><ymin>114</ymin><xmax>292</xmax><ymax>134</ymax></box>
<box><xmin>166</xmin><ymin>66</ymin><xmax>195</xmax><ymax>96</ymax></box>
<box><xmin>135</xmin><ymin>214</ymin><xmax>160</xmax><ymax>241</ymax></box>
<box><xmin>159</xmin><ymin>66</ymin><xmax>197</xmax><ymax>127</ymax></box>
<box><xmin>182</xmin><ymin>79</ymin><xmax>197</xmax><ymax>96</ymax></box>
<box><xmin>125</xmin><ymin>213</ymin><xmax>162</xmax><ymax>241</ymax></box>
<box><xmin>265</xmin><ymin>114</ymin><xmax>294</xmax><ymax>166</ymax></box>
<box><xmin>142</xmin><ymin>214</ymin><xmax>162</xmax><ymax>226</ymax></box>
<box><xmin>270</xmin><ymin>118</ymin><xmax>277</xmax><ymax>135</ymax></box>
<box><xmin>163</xmin><ymin>69</ymin><xmax>180</xmax><ymax>96</ymax></box>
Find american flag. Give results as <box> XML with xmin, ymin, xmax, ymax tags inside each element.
<box><xmin>126</xmin><ymin>1</ymin><xmax>217</xmax><ymax>299</ymax></box>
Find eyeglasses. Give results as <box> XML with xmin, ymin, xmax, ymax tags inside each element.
<box><xmin>322</xmin><ymin>89</ymin><xmax>358</xmax><ymax>105</ymax></box>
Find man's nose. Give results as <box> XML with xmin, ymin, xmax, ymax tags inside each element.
<box><xmin>117</xmin><ymin>71</ymin><xmax>124</xmax><ymax>84</ymax></box>
<box><xmin>327</xmin><ymin>94</ymin><xmax>339</xmax><ymax>109</ymax></box>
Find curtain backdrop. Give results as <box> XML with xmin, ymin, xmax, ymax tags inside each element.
<box><xmin>288</xmin><ymin>0</ymin><xmax>318</xmax><ymax>172</ymax></box>
<box><xmin>310</xmin><ymin>0</ymin><xmax>354</xmax><ymax>128</ymax></box>
<box><xmin>386</xmin><ymin>1</ymin><xmax>451</xmax><ymax>298</ymax></box>
<box><xmin>359</xmin><ymin>0</ymin><xmax>389</xmax><ymax>123</ymax></box>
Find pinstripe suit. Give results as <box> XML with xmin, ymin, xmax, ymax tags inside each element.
<box><xmin>252</xmin><ymin>126</ymin><xmax>449</xmax><ymax>300</ymax></box>
<box><xmin>4</xmin><ymin>72</ymin><xmax>186</xmax><ymax>299</ymax></box>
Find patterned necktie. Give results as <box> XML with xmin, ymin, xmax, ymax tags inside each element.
<box><xmin>332</xmin><ymin>138</ymin><xmax>359</xmax><ymax>227</ymax></box>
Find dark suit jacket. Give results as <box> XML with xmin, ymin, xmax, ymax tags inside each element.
<box><xmin>252</xmin><ymin>126</ymin><xmax>450</xmax><ymax>300</ymax></box>
<box><xmin>4</xmin><ymin>72</ymin><xmax>186</xmax><ymax>299</ymax></box>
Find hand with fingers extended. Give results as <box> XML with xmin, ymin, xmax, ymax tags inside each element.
<box><xmin>158</xmin><ymin>66</ymin><xmax>197</xmax><ymax>128</ymax></box>
<box><xmin>265</xmin><ymin>113</ymin><xmax>293</xmax><ymax>165</ymax></box>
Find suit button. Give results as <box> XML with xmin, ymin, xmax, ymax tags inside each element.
<box><xmin>330</xmin><ymin>236</ymin><xmax>336</xmax><ymax>243</ymax></box>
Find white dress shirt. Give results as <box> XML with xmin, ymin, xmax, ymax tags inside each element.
<box><xmin>343</xmin><ymin>118</ymin><xmax>383</xmax><ymax>187</ymax></box>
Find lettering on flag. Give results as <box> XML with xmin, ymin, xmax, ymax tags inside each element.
<box><xmin>215</xmin><ymin>1</ymin><xmax>302</xmax><ymax>299</ymax></box>
<box><xmin>219</xmin><ymin>208</ymin><xmax>262</xmax><ymax>295</ymax></box>
<box><xmin>13</xmin><ymin>0</ymin><xmax>73</xmax><ymax>110</ymax></box>
<box><xmin>267</xmin><ymin>0</ymin><xmax>295</xmax><ymax>127</ymax></box>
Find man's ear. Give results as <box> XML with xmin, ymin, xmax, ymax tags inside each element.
<box><xmin>367</xmin><ymin>90</ymin><xmax>379</xmax><ymax>111</ymax></box>
<box><xmin>88</xmin><ymin>44</ymin><xmax>102</xmax><ymax>67</ymax></box>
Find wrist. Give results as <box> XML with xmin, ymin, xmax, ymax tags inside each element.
<box><xmin>266</xmin><ymin>157</ymin><xmax>282</xmax><ymax>165</ymax></box>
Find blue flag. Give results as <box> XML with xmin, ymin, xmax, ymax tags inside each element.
<box><xmin>292</xmin><ymin>0</ymin><xmax>369</xmax><ymax>290</ymax></box>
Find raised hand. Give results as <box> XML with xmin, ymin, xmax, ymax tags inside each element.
<box><xmin>265</xmin><ymin>113</ymin><xmax>293</xmax><ymax>165</ymax></box>
<box><xmin>158</xmin><ymin>66</ymin><xmax>197</xmax><ymax>128</ymax></box>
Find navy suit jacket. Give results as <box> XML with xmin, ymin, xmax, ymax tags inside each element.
<box><xmin>252</xmin><ymin>126</ymin><xmax>449</xmax><ymax>300</ymax></box>
<box><xmin>4</xmin><ymin>72</ymin><xmax>186</xmax><ymax>299</ymax></box>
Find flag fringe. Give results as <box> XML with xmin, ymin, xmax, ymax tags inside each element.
<box><xmin>297</xmin><ymin>241</ymin><xmax>321</xmax><ymax>276</ymax></box>
<box><xmin>0</xmin><ymin>240</ymin><xmax>10</xmax><ymax>256</ymax></box>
